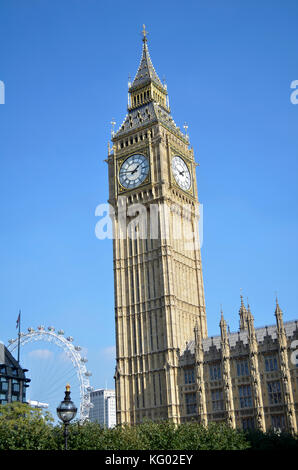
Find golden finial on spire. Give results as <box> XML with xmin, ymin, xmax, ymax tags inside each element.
<box><xmin>142</xmin><ymin>24</ymin><xmax>148</xmax><ymax>43</ymax></box>
<box><xmin>66</xmin><ymin>384</ymin><xmax>70</xmax><ymax>392</ymax></box>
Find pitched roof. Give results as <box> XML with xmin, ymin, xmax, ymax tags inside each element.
<box><xmin>114</xmin><ymin>101</ymin><xmax>187</xmax><ymax>143</ymax></box>
<box><xmin>130</xmin><ymin>40</ymin><xmax>163</xmax><ymax>91</ymax></box>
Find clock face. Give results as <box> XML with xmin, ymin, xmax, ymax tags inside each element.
<box><xmin>172</xmin><ymin>156</ymin><xmax>191</xmax><ymax>190</ymax></box>
<box><xmin>119</xmin><ymin>154</ymin><xmax>149</xmax><ymax>189</ymax></box>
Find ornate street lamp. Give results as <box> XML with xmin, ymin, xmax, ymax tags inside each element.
<box><xmin>56</xmin><ymin>384</ymin><xmax>77</xmax><ymax>450</ymax></box>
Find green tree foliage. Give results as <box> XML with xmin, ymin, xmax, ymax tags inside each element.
<box><xmin>244</xmin><ymin>428</ymin><xmax>298</xmax><ymax>450</ymax></box>
<box><xmin>0</xmin><ymin>403</ymin><xmax>297</xmax><ymax>450</ymax></box>
<box><xmin>0</xmin><ymin>402</ymin><xmax>56</xmax><ymax>450</ymax></box>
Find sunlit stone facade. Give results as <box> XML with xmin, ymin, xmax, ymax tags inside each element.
<box><xmin>107</xmin><ymin>29</ymin><xmax>298</xmax><ymax>432</ymax></box>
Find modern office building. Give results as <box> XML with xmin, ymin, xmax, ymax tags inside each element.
<box><xmin>28</xmin><ymin>400</ymin><xmax>49</xmax><ymax>410</ymax></box>
<box><xmin>0</xmin><ymin>341</ymin><xmax>30</xmax><ymax>405</ymax></box>
<box><xmin>89</xmin><ymin>388</ymin><xmax>116</xmax><ymax>428</ymax></box>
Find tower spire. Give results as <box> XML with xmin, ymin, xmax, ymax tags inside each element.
<box><xmin>275</xmin><ymin>295</ymin><xmax>282</xmax><ymax>313</ymax></box>
<box><xmin>239</xmin><ymin>293</ymin><xmax>248</xmax><ymax>331</ymax></box>
<box><xmin>274</xmin><ymin>297</ymin><xmax>298</xmax><ymax>433</ymax></box>
<box><xmin>129</xmin><ymin>27</ymin><xmax>164</xmax><ymax>93</ymax></box>
<box><xmin>219</xmin><ymin>308</ymin><xmax>235</xmax><ymax>428</ymax></box>
<box><xmin>219</xmin><ymin>308</ymin><xmax>229</xmax><ymax>343</ymax></box>
<box><xmin>275</xmin><ymin>296</ymin><xmax>284</xmax><ymax>330</ymax></box>
<box><xmin>142</xmin><ymin>24</ymin><xmax>148</xmax><ymax>43</ymax></box>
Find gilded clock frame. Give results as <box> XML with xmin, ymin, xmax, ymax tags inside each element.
<box><xmin>170</xmin><ymin>148</ymin><xmax>194</xmax><ymax>196</ymax></box>
<box><xmin>116</xmin><ymin>148</ymin><xmax>151</xmax><ymax>194</ymax></box>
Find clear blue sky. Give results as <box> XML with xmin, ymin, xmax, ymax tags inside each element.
<box><xmin>0</xmin><ymin>0</ymin><xmax>297</xmax><ymax>402</ymax></box>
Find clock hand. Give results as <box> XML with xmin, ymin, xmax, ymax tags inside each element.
<box><xmin>121</xmin><ymin>166</ymin><xmax>140</xmax><ymax>174</ymax></box>
<box><xmin>121</xmin><ymin>162</ymin><xmax>147</xmax><ymax>176</ymax></box>
<box><xmin>131</xmin><ymin>164</ymin><xmax>142</xmax><ymax>175</ymax></box>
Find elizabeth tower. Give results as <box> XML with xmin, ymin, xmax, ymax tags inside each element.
<box><xmin>107</xmin><ymin>28</ymin><xmax>207</xmax><ymax>425</ymax></box>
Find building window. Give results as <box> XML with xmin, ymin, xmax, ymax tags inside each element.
<box><xmin>184</xmin><ymin>369</ymin><xmax>195</xmax><ymax>384</ymax></box>
<box><xmin>149</xmin><ymin>314</ymin><xmax>153</xmax><ymax>349</ymax></box>
<box><xmin>158</xmin><ymin>373</ymin><xmax>162</xmax><ymax>406</ymax></box>
<box><xmin>0</xmin><ymin>377</ymin><xmax>8</xmax><ymax>392</ymax></box>
<box><xmin>12</xmin><ymin>379</ymin><xmax>20</xmax><ymax>393</ymax></box>
<box><xmin>209</xmin><ymin>364</ymin><xmax>221</xmax><ymax>381</ymax></box>
<box><xmin>185</xmin><ymin>392</ymin><xmax>196</xmax><ymax>415</ymax></box>
<box><xmin>153</xmin><ymin>374</ymin><xmax>157</xmax><ymax>406</ymax></box>
<box><xmin>242</xmin><ymin>417</ymin><xmax>255</xmax><ymax>431</ymax></box>
<box><xmin>271</xmin><ymin>414</ymin><xmax>286</xmax><ymax>430</ymax></box>
<box><xmin>265</xmin><ymin>356</ymin><xmax>278</xmax><ymax>372</ymax></box>
<box><xmin>236</xmin><ymin>360</ymin><xmax>249</xmax><ymax>377</ymax></box>
<box><xmin>12</xmin><ymin>383</ymin><xmax>20</xmax><ymax>393</ymax></box>
<box><xmin>267</xmin><ymin>381</ymin><xmax>282</xmax><ymax>404</ymax></box>
<box><xmin>132</xmin><ymin>320</ymin><xmax>137</xmax><ymax>355</ymax></box>
<box><xmin>211</xmin><ymin>389</ymin><xmax>224</xmax><ymax>411</ymax></box>
<box><xmin>238</xmin><ymin>385</ymin><xmax>253</xmax><ymax>408</ymax></box>
<box><xmin>135</xmin><ymin>377</ymin><xmax>139</xmax><ymax>409</ymax></box>
<box><xmin>155</xmin><ymin>313</ymin><xmax>159</xmax><ymax>349</ymax></box>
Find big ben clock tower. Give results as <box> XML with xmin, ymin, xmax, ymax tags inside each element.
<box><xmin>107</xmin><ymin>27</ymin><xmax>207</xmax><ymax>425</ymax></box>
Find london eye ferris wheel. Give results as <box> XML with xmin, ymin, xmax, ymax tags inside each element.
<box><xmin>7</xmin><ymin>325</ymin><xmax>93</xmax><ymax>422</ymax></box>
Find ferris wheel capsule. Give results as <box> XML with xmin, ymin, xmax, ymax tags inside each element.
<box><xmin>75</xmin><ymin>346</ymin><xmax>81</xmax><ymax>351</ymax></box>
<box><xmin>66</xmin><ymin>336</ymin><xmax>74</xmax><ymax>342</ymax></box>
<box><xmin>80</xmin><ymin>357</ymin><xmax>88</xmax><ymax>363</ymax></box>
<box><xmin>85</xmin><ymin>371</ymin><xmax>92</xmax><ymax>377</ymax></box>
<box><xmin>57</xmin><ymin>330</ymin><xmax>64</xmax><ymax>335</ymax></box>
<box><xmin>48</xmin><ymin>326</ymin><xmax>55</xmax><ymax>332</ymax></box>
<box><xmin>8</xmin><ymin>339</ymin><xmax>14</xmax><ymax>344</ymax></box>
<box><xmin>28</xmin><ymin>327</ymin><xmax>34</xmax><ymax>333</ymax></box>
<box><xmin>37</xmin><ymin>325</ymin><xmax>45</xmax><ymax>331</ymax></box>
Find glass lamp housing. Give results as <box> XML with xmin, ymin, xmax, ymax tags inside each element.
<box><xmin>56</xmin><ymin>385</ymin><xmax>77</xmax><ymax>423</ymax></box>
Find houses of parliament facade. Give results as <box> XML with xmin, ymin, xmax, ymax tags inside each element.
<box><xmin>106</xmin><ymin>28</ymin><xmax>298</xmax><ymax>433</ymax></box>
